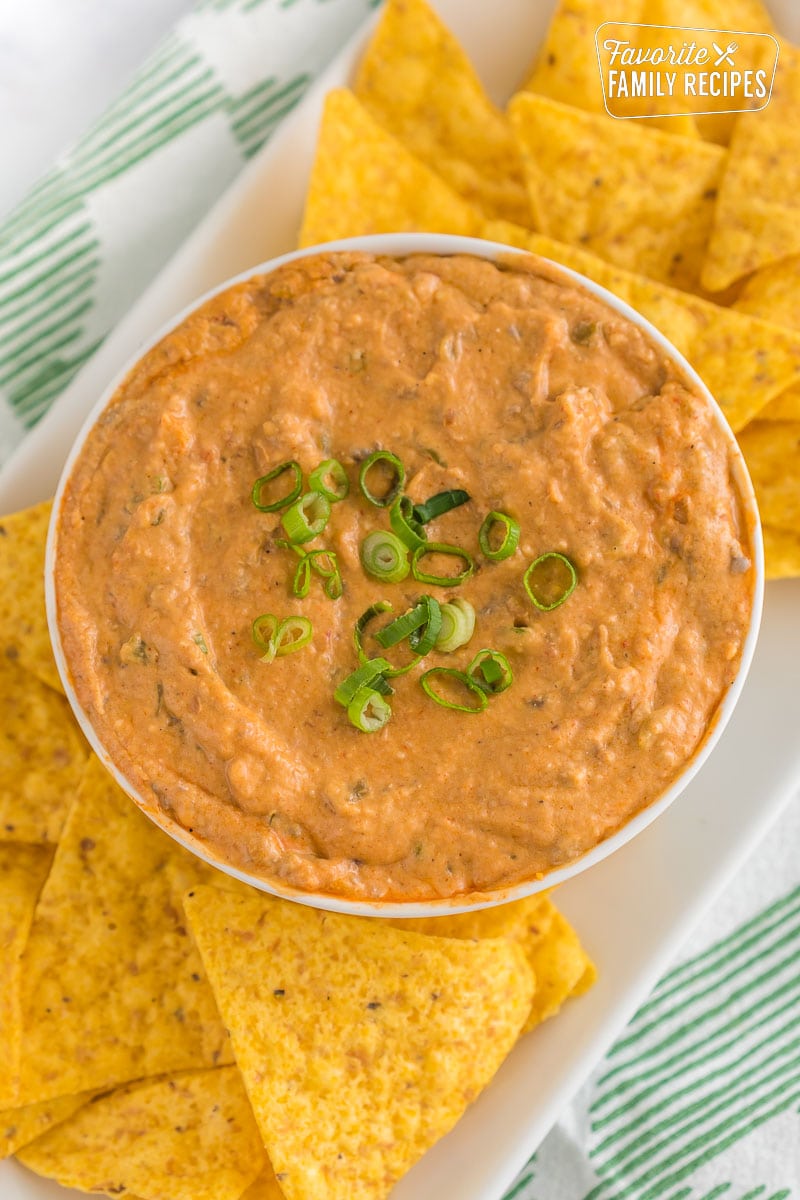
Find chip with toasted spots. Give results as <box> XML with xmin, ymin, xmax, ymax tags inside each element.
<box><xmin>185</xmin><ymin>885</ymin><xmax>534</xmax><ymax>1200</ymax></box>
<box><xmin>0</xmin><ymin>501</ymin><xmax>62</xmax><ymax>693</ymax></box>
<box><xmin>16</xmin><ymin>755</ymin><xmax>234</xmax><ymax>1107</ymax></box>
<box><xmin>0</xmin><ymin>1093</ymin><xmax>94</xmax><ymax>1160</ymax></box>
<box><xmin>17</xmin><ymin>1067</ymin><xmax>264</xmax><ymax>1200</ymax></box>
<box><xmin>354</xmin><ymin>0</ymin><xmax>530</xmax><ymax>224</ymax></box>
<box><xmin>299</xmin><ymin>89</ymin><xmax>483</xmax><ymax>248</ymax></box>
<box><xmin>701</xmin><ymin>41</ymin><xmax>800</xmax><ymax>291</ymax></box>
<box><xmin>0</xmin><ymin>843</ymin><xmax>53</xmax><ymax>1108</ymax></box>
<box><xmin>0</xmin><ymin>657</ymin><xmax>87</xmax><ymax>844</ymax></box>
<box><xmin>507</xmin><ymin>92</ymin><xmax>725</xmax><ymax>294</ymax></box>
<box><xmin>736</xmin><ymin>421</ymin><xmax>800</xmax><ymax>532</ymax></box>
<box><xmin>734</xmin><ymin>254</ymin><xmax>800</xmax><ymax>332</ymax></box>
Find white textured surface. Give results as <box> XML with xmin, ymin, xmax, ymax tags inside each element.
<box><xmin>0</xmin><ymin>0</ymin><xmax>193</xmax><ymax>219</ymax></box>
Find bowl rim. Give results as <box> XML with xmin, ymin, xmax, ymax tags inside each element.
<box><xmin>46</xmin><ymin>231</ymin><xmax>765</xmax><ymax>918</ymax></box>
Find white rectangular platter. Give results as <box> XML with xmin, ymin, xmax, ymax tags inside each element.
<box><xmin>1</xmin><ymin>2</ymin><xmax>799</xmax><ymax>1198</ymax></box>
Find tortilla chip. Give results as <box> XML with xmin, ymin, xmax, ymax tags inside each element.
<box><xmin>184</xmin><ymin>885</ymin><xmax>534</xmax><ymax>1200</ymax></box>
<box><xmin>736</xmin><ymin>421</ymin><xmax>800</xmax><ymax>530</ymax></box>
<box><xmin>18</xmin><ymin>1067</ymin><xmax>264</xmax><ymax>1200</ymax></box>
<box><xmin>1</xmin><ymin>1092</ymin><xmax>93</xmax><ymax>1160</ymax></box>
<box><xmin>16</xmin><ymin>755</ymin><xmax>233</xmax><ymax>1107</ymax></box>
<box><xmin>521</xmin><ymin>0</ymin><xmax>699</xmax><ymax>138</ymax></box>
<box><xmin>762</xmin><ymin>524</ymin><xmax>800</xmax><ymax>579</ymax></box>
<box><xmin>701</xmin><ymin>41</ymin><xmax>800</xmax><ymax>292</ymax></box>
<box><xmin>759</xmin><ymin>388</ymin><xmax>800</xmax><ymax>422</ymax></box>
<box><xmin>0</xmin><ymin>843</ymin><xmax>53</xmax><ymax>1108</ymax></box>
<box><xmin>0</xmin><ymin>658</ymin><xmax>87</xmax><ymax>844</ymax></box>
<box><xmin>354</xmin><ymin>0</ymin><xmax>530</xmax><ymax>224</ymax></box>
<box><xmin>299</xmin><ymin>89</ymin><xmax>483</xmax><ymax>248</ymax></box>
<box><xmin>239</xmin><ymin>1162</ymin><xmax>290</xmax><ymax>1200</ymax></box>
<box><xmin>733</xmin><ymin>254</ymin><xmax>800</xmax><ymax>332</ymax></box>
<box><xmin>0</xmin><ymin>501</ymin><xmax>62</xmax><ymax>694</ymax></box>
<box><xmin>483</xmin><ymin>220</ymin><xmax>800</xmax><ymax>432</ymax></box>
<box><xmin>508</xmin><ymin>92</ymin><xmax>724</xmax><ymax>293</ymax></box>
<box><xmin>391</xmin><ymin>893</ymin><xmax>595</xmax><ymax>1032</ymax></box>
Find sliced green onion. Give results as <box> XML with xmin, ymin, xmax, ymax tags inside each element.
<box><xmin>524</xmin><ymin>552</ymin><xmax>578</xmax><ymax>612</ymax></box>
<box><xmin>309</xmin><ymin>458</ymin><xmax>349</xmax><ymax>503</ymax></box>
<box><xmin>360</xmin><ymin>530</ymin><xmax>410</xmax><ymax>583</ymax></box>
<box><xmin>347</xmin><ymin>685</ymin><xmax>392</xmax><ymax>733</ymax></box>
<box><xmin>390</xmin><ymin>495</ymin><xmax>427</xmax><ymax>551</ymax></box>
<box><xmin>334</xmin><ymin>658</ymin><xmax>394</xmax><ymax>706</ymax></box>
<box><xmin>411</xmin><ymin>542</ymin><xmax>474</xmax><ymax>587</ymax></box>
<box><xmin>435</xmin><ymin>598</ymin><xmax>476</xmax><ymax>653</ymax></box>
<box><xmin>354</xmin><ymin>602</ymin><xmax>393</xmax><ymax>663</ymax></box>
<box><xmin>252</xmin><ymin>614</ymin><xmax>312</xmax><ymax>662</ymax></box>
<box><xmin>419</xmin><ymin>668</ymin><xmax>488</xmax><ymax>714</ymax></box>
<box><xmin>292</xmin><ymin>555</ymin><xmax>311</xmax><ymax>598</ymax></box>
<box><xmin>479</xmin><ymin>511</ymin><xmax>521</xmax><ymax>562</ymax></box>
<box><xmin>252</xmin><ymin>461</ymin><xmax>302</xmax><ymax>512</ymax></box>
<box><xmin>468</xmin><ymin>649</ymin><xmax>513</xmax><ymax>695</ymax></box>
<box><xmin>192</xmin><ymin>632</ymin><xmax>209</xmax><ymax>654</ymax></box>
<box><xmin>413</xmin><ymin>489</ymin><xmax>470</xmax><ymax>525</ymax></box>
<box><xmin>374</xmin><ymin>603</ymin><xmax>427</xmax><ymax>648</ymax></box>
<box><xmin>408</xmin><ymin>595</ymin><xmax>442</xmax><ymax>656</ymax></box>
<box><xmin>359</xmin><ymin>451</ymin><xmax>405</xmax><ymax>508</ymax></box>
<box><xmin>307</xmin><ymin>549</ymin><xmax>343</xmax><ymax>600</ymax></box>
<box><xmin>281</xmin><ymin>491</ymin><xmax>331</xmax><ymax>544</ymax></box>
<box><xmin>273</xmin><ymin>617</ymin><xmax>313</xmax><ymax>657</ymax></box>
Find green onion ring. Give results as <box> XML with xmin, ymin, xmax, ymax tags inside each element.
<box><xmin>252</xmin><ymin>614</ymin><xmax>312</xmax><ymax>662</ymax></box>
<box><xmin>467</xmin><ymin>649</ymin><xmax>513</xmax><ymax>694</ymax></box>
<box><xmin>479</xmin><ymin>511</ymin><xmax>521</xmax><ymax>562</ymax></box>
<box><xmin>435</xmin><ymin>598</ymin><xmax>476</xmax><ymax>653</ymax></box>
<box><xmin>408</xmin><ymin>595</ymin><xmax>442</xmax><ymax>656</ymax></box>
<box><xmin>307</xmin><ymin>549</ymin><xmax>343</xmax><ymax>600</ymax></box>
<box><xmin>334</xmin><ymin>658</ymin><xmax>394</xmax><ymax>706</ymax></box>
<box><xmin>374</xmin><ymin>602</ymin><xmax>427</xmax><ymax>648</ymax></box>
<box><xmin>413</xmin><ymin>489</ymin><xmax>471</xmax><ymax>525</ymax></box>
<box><xmin>358</xmin><ymin>451</ymin><xmax>405</xmax><ymax>508</ymax></box>
<box><xmin>347</xmin><ymin>685</ymin><xmax>392</xmax><ymax>733</ymax></box>
<box><xmin>251</xmin><ymin>461</ymin><xmax>302</xmax><ymax>512</ymax></box>
<box><xmin>419</xmin><ymin>667</ymin><xmax>488</xmax><ymax>714</ymax></box>
<box><xmin>524</xmin><ymin>552</ymin><xmax>578</xmax><ymax>612</ymax></box>
<box><xmin>360</xmin><ymin>530</ymin><xmax>410</xmax><ymax>583</ymax></box>
<box><xmin>309</xmin><ymin>458</ymin><xmax>349</xmax><ymax>503</ymax></box>
<box><xmin>281</xmin><ymin>491</ymin><xmax>331</xmax><ymax>544</ymax></box>
<box><xmin>292</xmin><ymin>555</ymin><xmax>312</xmax><ymax>598</ymax></box>
<box><xmin>390</xmin><ymin>495</ymin><xmax>427</xmax><ymax>551</ymax></box>
<box><xmin>411</xmin><ymin>542</ymin><xmax>474</xmax><ymax>587</ymax></box>
<box><xmin>354</xmin><ymin>603</ymin><xmax>416</xmax><ymax>677</ymax></box>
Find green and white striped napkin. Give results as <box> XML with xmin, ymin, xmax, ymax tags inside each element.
<box><xmin>1</xmin><ymin>1</ymin><xmax>797</xmax><ymax>1195</ymax></box>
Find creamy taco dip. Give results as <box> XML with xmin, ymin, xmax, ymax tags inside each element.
<box><xmin>55</xmin><ymin>251</ymin><xmax>754</xmax><ymax>902</ymax></box>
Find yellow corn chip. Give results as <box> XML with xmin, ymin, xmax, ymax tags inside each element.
<box><xmin>18</xmin><ymin>1067</ymin><xmax>264</xmax><ymax>1200</ymax></box>
<box><xmin>0</xmin><ymin>501</ymin><xmax>62</xmax><ymax>694</ymax></box>
<box><xmin>391</xmin><ymin>893</ymin><xmax>595</xmax><ymax>1032</ymax></box>
<box><xmin>1</xmin><ymin>1092</ymin><xmax>93</xmax><ymax>1160</ymax></box>
<box><xmin>0</xmin><ymin>658</ymin><xmax>87</xmax><ymax>844</ymax></box>
<box><xmin>184</xmin><ymin>885</ymin><xmax>534</xmax><ymax>1200</ymax></box>
<box><xmin>701</xmin><ymin>41</ymin><xmax>800</xmax><ymax>291</ymax></box>
<box><xmin>521</xmin><ymin>0</ymin><xmax>699</xmax><ymax>137</ymax></box>
<box><xmin>299</xmin><ymin>89</ymin><xmax>483</xmax><ymax>248</ymax></box>
<box><xmin>0</xmin><ymin>843</ymin><xmax>53</xmax><ymax>1108</ymax></box>
<box><xmin>734</xmin><ymin>254</ymin><xmax>800</xmax><ymax>331</ymax></box>
<box><xmin>354</xmin><ymin>0</ymin><xmax>530</xmax><ymax>224</ymax></box>
<box><xmin>759</xmin><ymin>389</ymin><xmax>800</xmax><ymax>422</ymax></box>
<box><xmin>483</xmin><ymin>220</ymin><xmax>800</xmax><ymax>432</ymax></box>
<box><xmin>762</xmin><ymin>524</ymin><xmax>800</xmax><ymax>579</ymax></box>
<box><xmin>508</xmin><ymin>92</ymin><xmax>724</xmax><ymax>293</ymax></box>
<box><xmin>16</xmin><ymin>755</ymin><xmax>233</xmax><ymax>1107</ymax></box>
<box><xmin>736</xmin><ymin>420</ymin><xmax>800</xmax><ymax>530</ymax></box>
<box><xmin>239</xmin><ymin>1162</ymin><xmax>289</xmax><ymax>1200</ymax></box>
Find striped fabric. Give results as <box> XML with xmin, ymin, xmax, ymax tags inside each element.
<box><xmin>0</xmin><ymin>0</ymin><xmax>379</xmax><ymax>460</ymax></box>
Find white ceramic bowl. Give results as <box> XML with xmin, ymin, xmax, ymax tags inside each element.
<box><xmin>46</xmin><ymin>233</ymin><xmax>764</xmax><ymax>918</ymax></box>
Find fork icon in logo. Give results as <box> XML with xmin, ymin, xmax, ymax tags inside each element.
<box><xmin>712</xmin><ymin>41</ymin><xmax>738</xmax><ymax>65</ymax></box>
